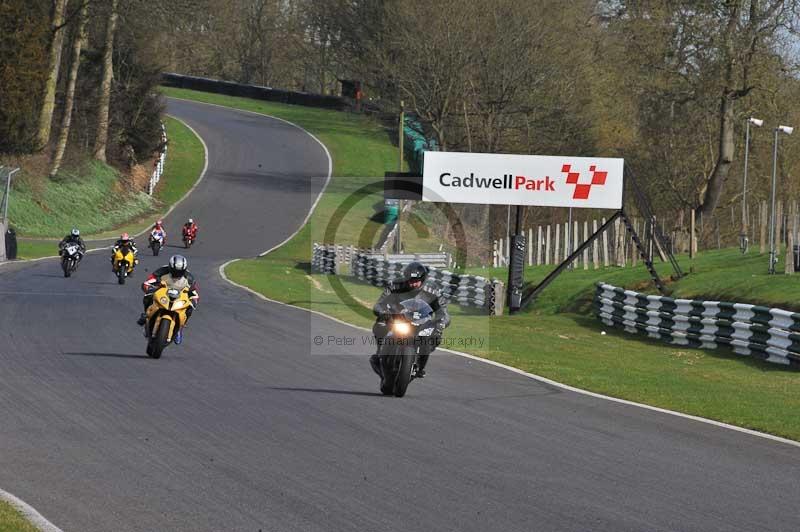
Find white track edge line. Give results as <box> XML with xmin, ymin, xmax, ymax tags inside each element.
<box><xmin>200</xmin><ymin>96</ymin><xmax>800</xmax><ymax>450</ymax></box>
<box><xmin>0</xmin><ymin>114</ymin><xmax>209</xmax><ymax>269</ymax></box>
<box><xmin>0</xmin><ymin>488</ymin><xmax>63</xmax><ymax>532</ymax></box>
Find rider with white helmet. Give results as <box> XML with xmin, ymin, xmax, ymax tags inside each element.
<box><xmin>58</xmin><ymin>228</ymin><xmax>86</xmax><ymax>259</ymax></box>
<box><xmin>138</xmin><ymin>255</ymin><xmax>199</xmax><ymax>344</ymax></box>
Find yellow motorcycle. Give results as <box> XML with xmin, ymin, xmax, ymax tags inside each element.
<box><xmin>112</xmin><ymin>245</ymin><xmax>136</xmax><ymax>285</ymax></box>
<box><xmin>144</xmin><ymin>283</ymin><xmax>191</xmax><ymax>358</ymax></box>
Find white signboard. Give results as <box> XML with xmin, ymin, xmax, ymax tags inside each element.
<box><xmin>423</xmin><ymin>152</ymin><xmax>624</xmax><ymax>209</ymax></box>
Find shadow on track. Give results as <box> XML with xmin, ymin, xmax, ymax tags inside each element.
<box><xmin>63</xmin><ymin>352</ymin><xmax>152</xmax><ymax>360</ymax></box>
<box><xmin>268</xmin><ymin>386</ymin><xmax>383</xmax><ymax>397</ymax></box>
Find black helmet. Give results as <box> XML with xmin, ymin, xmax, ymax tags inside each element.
<box><xmin>169</xmin><ymin>254</ymin><xmax>188</xmax><ymax>278</ymax></box>
<box><xmin>403</xmin><ymin>261</ymin><xmax>428</xmax><ymax>284</ymax></box>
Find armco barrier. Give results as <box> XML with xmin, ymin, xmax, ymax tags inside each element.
<box><xmin>595</xmin><ymin>283</ymin><xmax>800</xmax><ymax>366</ymax></box>
<box><xmin>311</xmin><ymin>244</ymin><xmax>499</xmax><ymax>313</ymax></box>
<box><xmin>162</xmin><ymin>73</ymin><xmax>349</xmax><ymax>111</ymax></box>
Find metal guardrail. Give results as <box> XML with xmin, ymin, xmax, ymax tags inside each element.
<box><xmin>595</xmin><ymin>282</ymin><xmax>800</xmax><ymax>366</ymax></box>
<box><xmin>358</xmin><ymin>252</ymin><xmax>451</xmax><ymax>268</ymax></box>
<box><xmin>162</xmin><ymin>73</ymin><xmax>349</xmax><ymax>111</ymax></box>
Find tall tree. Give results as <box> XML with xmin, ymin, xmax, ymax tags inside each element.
<box><xmin>49</xmin><ymin>0</ymin><xmax>88</xmax><ymax>178</ymax></box>
<box><xmin>36</xmin><ymin>0</ymin><xmax>70</xmax><ymax>149</ymax></box>
<box><xmin>93</xmin><ymin>0</ymin><xmax>118</xmax><ymax>163</ymax></box>
<box><xmin>698</xmin><ymin>0</ymin><xmax>795</xmax><ymax>219</ymax></box>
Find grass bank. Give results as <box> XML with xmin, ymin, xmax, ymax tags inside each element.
<box><xmin>14</xmin><ymin>115</ymin><xmax>204</xmax><ymax>259</ymax></box>
<box><xmin>166</xmin><ymin>89</ymin><xmax>800</xmax><ymax>440</ymax></box>
<box><xmin>0</xmin><ymin>500</ymin><xmax>38</xmax><ymax>532</ymax></box>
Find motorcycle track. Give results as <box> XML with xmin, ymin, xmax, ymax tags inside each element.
<box><xmin>0</xmin><ymin>98</ymin><xmax>798</xmax><ymax>532</ymax></box>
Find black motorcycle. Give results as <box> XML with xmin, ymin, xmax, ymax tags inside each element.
<box><xmin>60</xmin><ymin>243</ymin><xmax>82</xmax><ymax>277</ymax></box>
<box><xmin>149</xmin><ymin>232</ymin><xmax>164</xmax><ymax>256</ymax></box>
<box><xmin>375</xmin><ymin>299</ymin><xmax>436</xmax><ymax>397</ymax></box>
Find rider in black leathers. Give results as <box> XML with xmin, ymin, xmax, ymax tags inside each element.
<box><xmin>58</xmin><ymin>228</ymin><xmax>86</xmax><ymax>260</ymax></box>
<box><xmin>369</xmin><ymin>261</ymin><xmax>450</xmax><ymax>379</ymax></box>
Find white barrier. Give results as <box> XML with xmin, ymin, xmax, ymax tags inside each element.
<box><xmin>148</xmin><ymin>123</ymin><xmax>168</xmax><ymax>195</ymax></box>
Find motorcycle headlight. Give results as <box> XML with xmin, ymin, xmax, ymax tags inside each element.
<box><xmin>392</xmin><ymin>321</ymin><xmax>412</xmax><ymax>336</ymax></box>
<box><xmin>167</xmin><ymin>288</ymin><xmax>180</xmax><ymax>300</ymax></box>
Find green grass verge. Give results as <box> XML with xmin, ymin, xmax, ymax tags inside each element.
<box><xmin>14</xmin><ymin>115</ymin><xmax>204</xmax><ymax>259</ymax></box>
<box><xmin>0</xmin><ymin>500</ymin><xmax>38</xmax><ymax>532</ymax></box>
<box><xmin>169</xmin><ymin>88</ymin><xmax>800</xmax><ymax>440</ymax></box>
<box><xmin>9</xmin><ymin>160</ymin><xmax>153</xmax><ymax>238</ymax></box>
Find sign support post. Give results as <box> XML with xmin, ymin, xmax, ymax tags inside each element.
<box><xmin>507</xmin><ymin>205</ymin><xmax>524</xmax><ymax>313</ymax></box>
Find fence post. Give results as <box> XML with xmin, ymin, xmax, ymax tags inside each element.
<box><xmin>545</xmin><ymin>225</ymin><xmax>551</xmax><ymax>265</ymax></box>
<box><xmin>592</xmin><ymin>219</ymin><xmax>599</xmax><ymax>269</ymax></box>
<box><xmin>528</xmin><ymin>227</ymin><xmax>533</xmax><ymax>266</ymax></box>
<box><xmin>614</xmin><ymin>218</ymin><xmax>623</xmax><ymax>267</ymax></box>
<box><xmin>554</xmin><ymin>223</ymin><xmax>560</xmax><ymax>265</ymax></box>
<box><xmin>786</xmin><ymin>230</ymin><xmax>795</xmax><ymax>274</ymax></box>
<box><xmin>536</xmin><ymin>226</ymin><xmax>543</xmax><ymax>266</ymax></box>
<box><xmin>582</xmin><ymin>220</ymin><xmax>589</xmax><ymax>270</ymax></box>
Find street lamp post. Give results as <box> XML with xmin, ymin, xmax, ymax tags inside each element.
<box><xmin>740</xmin><ymin>117</ymin><xmax>763</xmax><ymax>253</ymax></box>
<box><xmin>768</xmin><ymin>125</ymin><xmax>793</xmax><ymax>274</ymax></box>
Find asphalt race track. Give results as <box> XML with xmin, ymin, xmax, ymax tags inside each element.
<box><xmin>1</xmin><ymin>99</ymin><xmax>798</xmax><ymax>532</ymax></box>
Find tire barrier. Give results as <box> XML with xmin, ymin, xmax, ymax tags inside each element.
<box><xmin>351</xmin><ymin>252</ymin><xmax>496</xmax><ymax>312</ymax></box>
<box><xmin>311</xmin><ymin>244</ymin><xmax>500</xmax><ymax>313</ymax></box>
<box><xmin>162</xmin><ymin>73</ymin><xmax>349</xmax><ymax>111</ymax></box>
<box><xmin>311</xmin><ymin>243</ymin><xmax>337</xmax><ymax>274</ymax></box>
<box><xmin>595</xmin><ymin>282</ymin><xmax>800</xmax><ymax>366</ymax></box>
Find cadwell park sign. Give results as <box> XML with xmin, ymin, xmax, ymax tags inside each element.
<box><xmin>422</xmin><ymin>152</ymin><xmax>624</xmax><ymax>210</ymax></box>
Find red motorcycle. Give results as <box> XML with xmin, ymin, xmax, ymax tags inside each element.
<box><xmin>182</xmin><ymin>225</ymin><xmax>197</xmax><ymax>248</ymax></box>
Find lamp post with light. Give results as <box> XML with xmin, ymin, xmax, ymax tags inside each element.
<box><xmin>740</xmin><ymin>117</ymin><xmax>763</xmax><ymax>253</ymax></box>
<box><xmin>768</xmin><ymin>125</ymin><xmax>793</xmax><ymax>274</ymax></box>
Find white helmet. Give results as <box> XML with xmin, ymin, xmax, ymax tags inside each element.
<box><xmin>168</xmin><ymin>255</ymin><xmax>188</xmax><ymax>278</ymax></box>
<box><xmin>71</xmin><ymin>228</ymin><xmax>80</xmax><ymax>237</ymax></box>
<box><xmin>188</xmin><ymin>218</ymin><xmax>193</xmax><ymax>224</ymax></box>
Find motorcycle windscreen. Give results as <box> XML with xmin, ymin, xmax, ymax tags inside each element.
<box><xmin>398</xmin><ymin>299</ymin><xmax>434</xmax><ymax>325</ymax></box>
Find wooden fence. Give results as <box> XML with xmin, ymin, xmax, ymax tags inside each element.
<box><xmin>491</xmin><ymin>200</ymin><xmax>800</xmax><ymax>270</ymax></box>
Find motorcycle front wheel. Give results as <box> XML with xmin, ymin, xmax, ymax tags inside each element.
<box><xmin>117</xmin><ymin>264</ymin><xmax>126</xmax><ymax>285</ymax></box>
<box><xmin>62</xmin><ymin>259</ymin><xmax>71</xmax><ymax>277</ymax></box>
<box><xmin>148</xmin><ymin>319</ymin><xmax>171</xmax><ymax>359</ymax></box>
<box><xmin>393</xmin><ymin>346</ymin><xmax>416</xmax><ymax>398</ymax></box>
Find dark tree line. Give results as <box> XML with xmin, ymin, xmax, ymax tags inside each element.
<box><xmin>0</xmin><ymin>0</ymin><xmax>173</xmax><ymax>179</ymax></box>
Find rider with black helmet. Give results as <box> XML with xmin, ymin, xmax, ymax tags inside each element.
<box><xmin>369</xmin><ymin>261</ymin><xmax>450</xmax><ymax>378</ymax></box>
